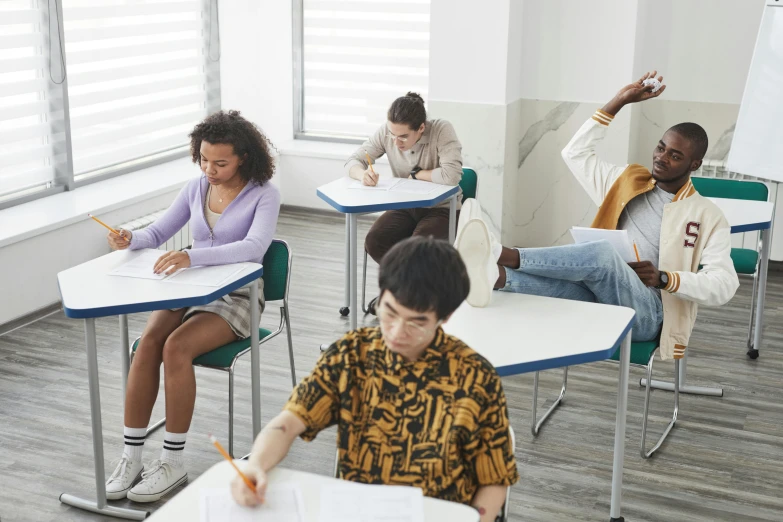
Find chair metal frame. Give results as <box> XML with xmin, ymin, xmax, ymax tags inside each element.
<box><xmin>129</xmin><ymin>239</ymin><xmax>296</xmax><ymax>457</ymax></box>
<box><xmin>531</xmin><ymin>352</ymin><xmax>680</xmax><ymax>459</ymax></box>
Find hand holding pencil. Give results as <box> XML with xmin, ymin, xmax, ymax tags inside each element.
<box><xmin>363</xmin><ymin>151</ymin><xmax>379</xmax><ymax>186</ymax></box>
<box><xmin>88</xmin><ymin>214</ymin><xmax>132</xmax><ymax>250</ymax></box>
<box><xmin>213</xmin><ymin>434</ymin><xmax>267</xmax><ymax>507</ymax></box>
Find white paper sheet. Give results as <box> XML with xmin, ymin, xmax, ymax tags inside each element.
<box><xmin>318</xmin><ymin>482</ymin><xmax>425</xmax><ymax>522</ymax></box>
<box><xmin>200</xmin><ymin>484</ymin><xmax>305</xmax><ymax>522</ymax></box>
<box><xmin>108</xmin><ymin>250</ymin><xmax>168</xmax><ymax>280</ymax></box>
<box><xmin>164</xmin><ymin>263</ymin><xmax>246</xmax><ymax>287</ymax></box>
<box><xmin>569</xmin><ymin>227</ymin><xmax>637</xmax><ymax>263</ymax></box>
<box><xmin>389</xmin><ymin>179</ymin><xmax>438</xmax><ymax>195</ymax></box>
<box><xmin>347</xmin><ymin>178</ymin><xmax>401</xmax><ymax>191</ymax></box>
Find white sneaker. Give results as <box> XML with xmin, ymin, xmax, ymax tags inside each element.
<box><xmin>455</xmin><ymin>198</ymin><xmax>502</xmax><ymax>260</ymax></box>
<box><xmin>456</xmin><ymin>218</ymin><xmax>501</xmax><ymax>308</ymax></box>
<box><xmin>126</xmin><ymin>460</ymin><xmax>187</xmax><ymax>503</ymax></box>
<box><xmin>105</xmin><ymin>455</ymin><xmax>144</xmax><ymax>500</ymax></box>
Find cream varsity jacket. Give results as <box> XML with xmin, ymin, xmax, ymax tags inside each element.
<box><xmin>561</xmin><ymin>109</ymin><xmax>739</xmax><ymax>360</ymax></box>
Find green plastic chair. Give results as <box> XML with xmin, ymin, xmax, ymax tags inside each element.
<box><xmin>361</xmin><ymin>167</ymin><xmax>478</xmax><ymax>313</ymax></box>
<box><xmin>691</xmin><ymin>176</ymin><xmax>769</xmax><ymax>357</ymax></box>
<box><xmin>130</xmin><ymin>239</ymin><xmax>296</xmax><ymax>457</ymax></box>
<box><xmin>531</xmin><ymin>340</ymin><xmax>680</xmax><ymax>459</ymax></box>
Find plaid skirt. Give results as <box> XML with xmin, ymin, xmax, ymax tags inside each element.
<box><xmin>177</xmin><ymin>279</ymin><xmax>265</xmax><ymax>339</ymax></box>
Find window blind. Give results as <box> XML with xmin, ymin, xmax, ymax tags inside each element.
<box><xmin>0</xmin><ymin>0</ymin><xmax>64</xmax><ymax>201</ymax></box>
<box><xmin>63</xmin><ymin>0</ymin><xmax>219</xmax><ymax>179</ymax></box>
<box><xmin>300</xmin><ymin>0</ymin><xmax>430</xmax><ymax>139</ymax></box>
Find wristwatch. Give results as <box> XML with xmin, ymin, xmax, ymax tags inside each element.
<box><xmin>410</xmin><ymin>166</ymin><xmax>421</xmax><ymax>179</ymax></box>
<box><xmin>655</xmin><ymin>271</ymin><xmax>669</xmax><ymax>290</ymax></box>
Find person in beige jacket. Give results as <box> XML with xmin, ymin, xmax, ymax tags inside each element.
<box><xmin>454</xmin><ymin>72</ymin><xmax>739</xmax><ymax>361</ymax></box>
<box><xmin>346</xmin><ymin>92</ymin><xmax>464</xmax><ymax>314</ymax></box>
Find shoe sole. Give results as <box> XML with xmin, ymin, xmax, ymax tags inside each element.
<box><xmin>457</xmin><ymin>219</ymin><xmax>493</xmax><ymax>308</ymax></box>
<box><xmin>105</xmin><ymin>467</ymin><xmax>144</xmax><ymax>500</ymax></box>
<box><xmin>126</xmin><ymin>474</ymin><xmax>188</xmax><ymax>503</ymax></box>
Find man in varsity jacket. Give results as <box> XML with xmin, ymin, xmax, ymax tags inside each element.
<box><xmin>455</xmin><ymin>72</ymin><xmax>739</xmax><ymax>361</ymax></box>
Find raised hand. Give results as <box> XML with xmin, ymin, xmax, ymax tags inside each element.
<box><xmin>603</xmin><ymin>71</ymin><xmax>666</xmax><ymax>116</ymax></box>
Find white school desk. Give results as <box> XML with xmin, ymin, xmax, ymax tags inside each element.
<box><xmin>443</xmin><ymin>292</ymin><xmax>636</xmax><ymax>522</ymax></box>
<box><xmin>643</xmin><ymin>197</ymin><xmax>775</xmax><ymax>397</ymax></box>
<box><xmin>317</xmin><ymin>177</ymin><xmax>460</xmax><ymax>330</ymax></box>
<box><xmin>148</xmin><ymin>460</ymin><xmax>480</xmax><ymax>522</ymax></box>
<box><xmin>57</xmin><ymin>249</ymin><xmax>264</xmax><ymax>520</ymax></box>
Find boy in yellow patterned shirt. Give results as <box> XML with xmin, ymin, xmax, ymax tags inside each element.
<box><xmin>232</xmin><ymin>237</ymin><xmax>519</xmax><ymax>521</ymax></box>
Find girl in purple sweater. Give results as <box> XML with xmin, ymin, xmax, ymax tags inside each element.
<box><xmin>104</xmin><ymin>111</ymin><xmax>281</xmax><ymax>502</ymax></box>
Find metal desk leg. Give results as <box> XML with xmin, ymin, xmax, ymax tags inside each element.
<box><xmin>641</xmin><ymin>350</ymin><xmax>723</xmax><ymax>396</ymax></box>
<box><xmin>339</xmin><ymin>214</ymin><xmax>351</xmax><ymax>317</ymax></box>
<box><xmin>119</xmin><ymin>314</ymin><xmax>129</xmax><ymax>398</ymax></box>
<box><xmin>250</xmin><ymin>281</ymin><xmax>261</xmax><ymax>439</ymax></box>
<box><xmin>449</xmin><ymin>194</ymin><xmax>457</xmax><ymax>244</ymax></box>
<box><xmin>59</xmin><ymin>319</ymin><xmax>148</xmax><ymax>520</ymax></box>
<box><xmin>609</xmin><ymin>332</ymin><xmax>631</xmax><ymax>522</ymax></box>
<box><xmin>349</xmin><ymin>213</ymin><xmax>358</xmax><ymax>331</ymax></box>
<box><xmin>750</xmin><ymin>226</ymin><xmax>771</xmax><ymax>359</ymax></box>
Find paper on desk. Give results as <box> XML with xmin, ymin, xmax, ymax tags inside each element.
<box><xmin>109</xmin><ymin>249</ymin><xmax>168</xmax><ymax>280</ymax></box>
<box><xmin>318</xmin><ymin>482</ymin><xmax>424</xmax><ymax>522</ymax></box>
<box><xmin>347</xmin><ymin>178</ymin><xmax>401</xmax><ymax>191</ymax></box>
<box><xmin>390</xmin><ymin>179</ymin><xmax>438</xmax><ymax>195</ymax></box>
<box><xmin>200</xmin><ymin>484</ymin><xmax>305</xmax><ymax>522</ymax></box>
<box><xmin>570</xmin><ymin>227</ymin><xmax>637</xmax><ymax>263</ymax></box>
<box><xmin>164</xmin><ymin>263</ymin><xmax>245</xmax><ymax>287</ymax></box>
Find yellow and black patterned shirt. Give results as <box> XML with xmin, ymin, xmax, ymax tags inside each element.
<box><xmin>285</xmin><ymin>327</ymin><xmax>519</xmax><ymax>505</ymax></box>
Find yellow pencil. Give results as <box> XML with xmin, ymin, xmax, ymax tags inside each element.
<box><xmin>633</xmin><ymin>241</ymin><xmax>641</xmax><ymax>262</ymax></box>
<box><xmin>87</xmin><ymin>213</ymin><xmax>128</xmax><ymax>241</ymax></box>
<box><xmin>209</xmin><ymin>434</ymin><xmax>257</xmax><ymax>494</ymax></box>
<box><xmin>364</xmin><ymin>152</ymin><xmax>377</xmax><ymax>175</ymax></box>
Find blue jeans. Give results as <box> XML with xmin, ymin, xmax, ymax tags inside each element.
<box><xmin>499</xmin><ymin>240</ymin><xmax>663</xmax><ymax>342</ymax></box>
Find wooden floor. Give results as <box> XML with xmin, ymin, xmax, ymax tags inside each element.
<box><xmin>1</xmin><ymin>206</ymin><xmax>782</xmax><ymax>522</ymax></box>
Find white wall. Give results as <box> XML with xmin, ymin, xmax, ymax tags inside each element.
<box><xmin>633</xmin><ymin>0</ymin><xmax>764</xmax><ymax>104</ymax></box>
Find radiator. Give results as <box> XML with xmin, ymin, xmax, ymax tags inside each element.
<box><xmin>116</xmin><ymin>211</ymin><xmax>193</xmax><ymax>251</ymax></box>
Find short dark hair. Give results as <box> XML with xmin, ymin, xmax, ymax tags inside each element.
<box><xmin>189</xmin><ymin>110</ymin><xmax>276</xmax><ymax>185</ymax></box>
<box><xmin>387</xmin><ymin>92</ymin><xmax>427</xmax><ymax>130</ymax></box>
<box><xmin>668</xmin><ymin>122</ymin><xmax>709</xmax><ymax>160</ymax></box>
<box><xmin>378</xmin><ymin>236</ymin><xmax>469</xmax><ymax>319</ymax></box>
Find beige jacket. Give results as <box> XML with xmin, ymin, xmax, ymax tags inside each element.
<box><xmin>345</xmin><ymin>119</ymin><xmax>463</xmax><ymax>209</ymax></box>
<box><xmin>561</xmin><ymin>109</ymin><xmax>739</xmax><ymax>360</ymax></box>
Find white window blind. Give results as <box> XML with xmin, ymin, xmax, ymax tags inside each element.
<box><xmin>0</xmin><ymin>0</ymin><xmax>64</xmax><ymax>201</ymax></box>
<box><xmin>300</xmin><ymin>0</ymin><xmax>430</xmax><ymax>139</ymax></box>
<box><xmin>63</xmin><ymin>0</ymin><xmax>219</xmax><ymax>179</ymax></box>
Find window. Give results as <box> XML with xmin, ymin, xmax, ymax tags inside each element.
<box><xmin>0</xmin><ymin>0</ymin><xmax>220</xmax><ymax>208</ymax></box>
<box><xmin>0</xmin><ymin>0</ymin><xmax>64</xmax><ymax>204</ymax></box>
<box><xmin>294</xmin><ymin>0</ymin><xmax>431</xmax><ymax>141</ymax></box>
<box><xmin>63</xmin><ymin>0</ymin><xmax>220</xmax><ymax>181</ymax></box>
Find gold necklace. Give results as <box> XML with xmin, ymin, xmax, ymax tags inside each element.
<box><xmin>215</xmin><ymin>182</ymin><xmax>243</xmax><ymax>203</ymax></box>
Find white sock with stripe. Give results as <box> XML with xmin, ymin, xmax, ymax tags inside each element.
<box><xmin>123</xmin><ymin>426</ymin><xmax>147</xmax><ymax>462</ymax></box>
<box><xmin>161</xmin><ymin>431</ymin><xmax>187</xmax><ymax>469</ymax></box>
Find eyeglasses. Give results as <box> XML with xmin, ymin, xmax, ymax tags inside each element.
<box><xmin>386</xmin><ymin>133</ymin><xmax>410</xmax><ymax>143</ymax></box>
<box><xmin>377</xmin><ymin>305</ymin><xmax>436</xmax><ymax>339</ymax></box>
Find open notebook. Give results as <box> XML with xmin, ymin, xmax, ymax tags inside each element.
<box><xmin>569</xmin><ymin>227</ymin><xmax>637</xmax><ymax>263</ymax></box>
<box><xmin>109</xmin><ymin>249</ymin><xmax>247</xmax><ymax>287</ymax></box>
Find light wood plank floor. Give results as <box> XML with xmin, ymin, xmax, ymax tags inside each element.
<box><xmin>1</xmin><ymin>206</ymin><xmax>782</xmax><ymax>521</ymax></box>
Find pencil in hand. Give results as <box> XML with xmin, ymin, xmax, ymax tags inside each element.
<box><xmin>208</xmin><ymin>434</ymin><xmax>257</xmax><ymax>494</ymax></box>
<box><xmin>633</xmin><ymin>241</ymin><xmax>641</xmax><ymax>263</ymax></box>
<box><xmin>364</xmin><ymin>151</ymin><xmax>376</xmax><ymax>175</ymax></box>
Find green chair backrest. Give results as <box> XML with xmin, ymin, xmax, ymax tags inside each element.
<box><xmin>691</xmin><ymin>176</ymin><xmax>768</xmax><ymax>202</ymax></box>
<box><xmin>460</xmin><ymin>168</ymin><xmax>478</xmax><ymax>201</ymax></box>
<box><xmin>261</xmin><ymin>239</ymin><xmax>290</xmax><ymax>302</ymax></box>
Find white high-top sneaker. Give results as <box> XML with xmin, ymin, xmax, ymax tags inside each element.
<box><xmin>126</xmin><ymin>460</ymin><xmax>187</xmax><ymax>503</ymax></box>
<box><xmin>105</xmin><ymin>455</ymin><xmax>144</xmax><ymax>500</ymax></box>
<box><xmin>454</xmin><ymin>199</ymin><xmax>503</xmax><ymax>307</ymax></box>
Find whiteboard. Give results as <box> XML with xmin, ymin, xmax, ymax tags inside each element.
<box><xmin>727</xmin><ymin>1</ymin><xmax>783</xmax><ymax>182</ymax></box>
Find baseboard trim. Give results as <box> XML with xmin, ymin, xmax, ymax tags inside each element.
<box><xmin>0</xmin><ymin>302</ymin><xmax>62</xmax><ymax>337</ymax></box>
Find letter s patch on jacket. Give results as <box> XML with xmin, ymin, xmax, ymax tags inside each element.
<box><xmin>684</xmin><ymin>221</ymin><xmax>700</xmax><ymax>247</ymax></box>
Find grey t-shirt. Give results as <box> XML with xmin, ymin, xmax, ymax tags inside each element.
<box><xmin>617</xmin><ymin>185</ymin><xmax>675</xmax><ymax>297</ymax></box>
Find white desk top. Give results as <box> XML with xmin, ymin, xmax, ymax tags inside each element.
<box><xmin>443</xmin><ymin>292</ymin><xmax>636</xmax><ymax>376</ymax></box>
<box><xmin>708</xmin><ymin>197</ymin><xmax>774</xmax><ymax>233</ymax></box>
<box><xmin>57</xmin><ymin>249</ymin><xmax>263</xmax><ymax>319</ymax></box>
<box><xmin>148</xmin><ymin>461</ymin><xmax>479</xmax><ymax>522</ymax></box>
<box><xmin>317</xmin><ymin>176</ymin><xmax>459</xmax><ymax>213</ymax></box>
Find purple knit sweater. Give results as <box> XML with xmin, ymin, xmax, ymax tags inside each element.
<box><xmin>129</xmin><ymin>176</ymin><xmax>281</xmax><ymax>266</ymax></box>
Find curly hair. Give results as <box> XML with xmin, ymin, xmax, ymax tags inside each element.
<box><xmin>189</xmin><ymin>110</ymin><xmax>276</xmax><ymax>185</ymax></box>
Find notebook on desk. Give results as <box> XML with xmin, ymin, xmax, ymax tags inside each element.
<box><xmin>109</xmin><ymin>249</ymin><xmax>246</xmax><ymax>287</ymax></box>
